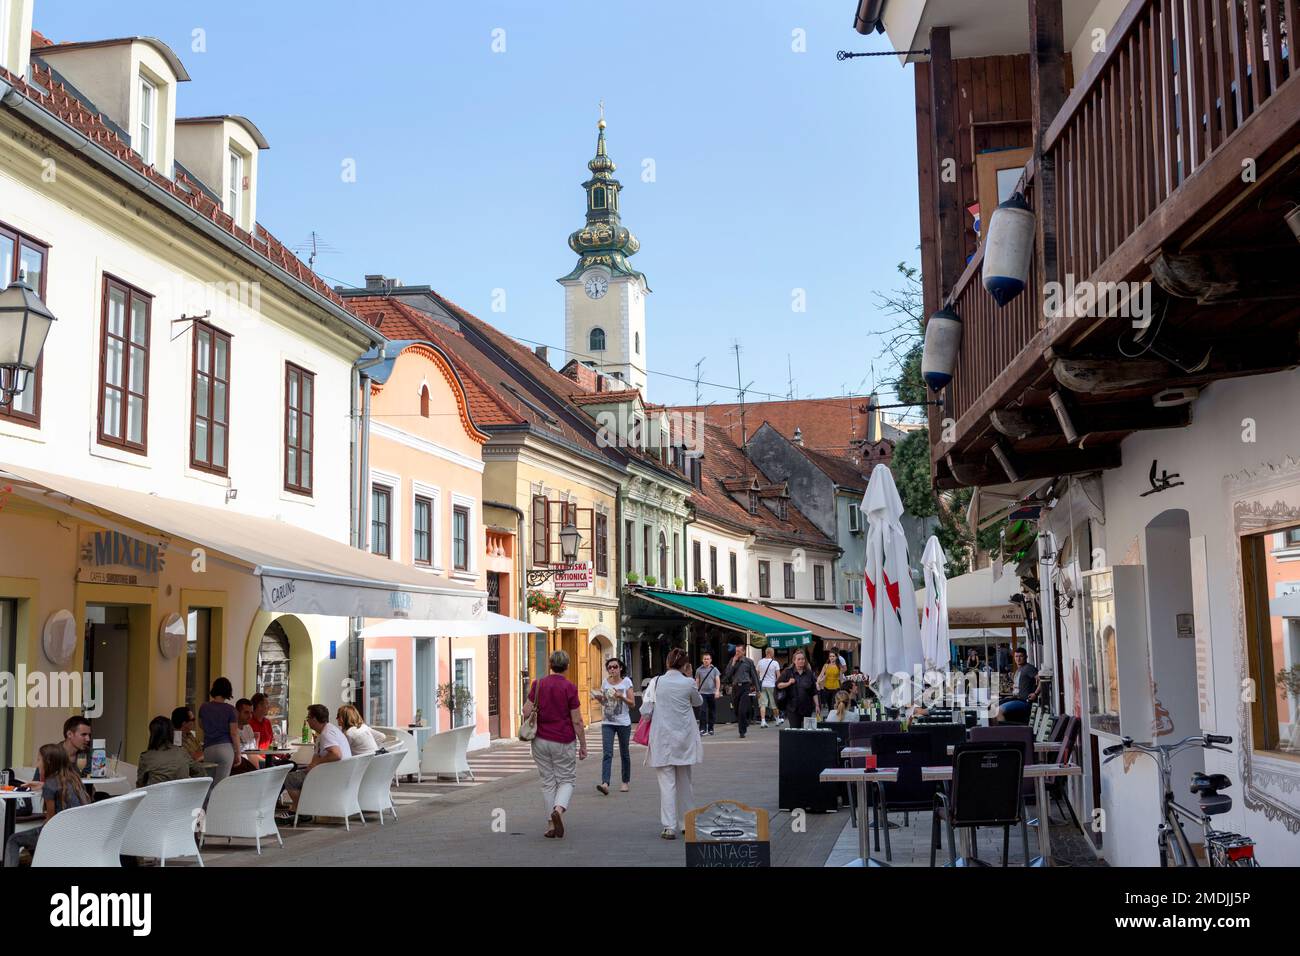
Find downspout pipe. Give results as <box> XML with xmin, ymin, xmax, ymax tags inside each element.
<box><xmin>349</xmin><ymin>348</ymin><xmax>385</xmax><ymax>695</ymax></box>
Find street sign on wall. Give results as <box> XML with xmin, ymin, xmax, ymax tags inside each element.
<box><xmin>553</xmin><ymin>562</ymin><xmax>593</xmax><ymax>590</ymax></box>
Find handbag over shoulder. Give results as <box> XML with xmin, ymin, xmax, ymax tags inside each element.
<box><xmin>519</xmin><ymin>679</ymin><xmax>540</xmax><ymax>742</ymax></box>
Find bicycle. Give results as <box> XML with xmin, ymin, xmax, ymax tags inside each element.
<box><xmin>1102</xmin><ymin>733</ymin><xmax>1259</xmax><ymax>867</ymax></box>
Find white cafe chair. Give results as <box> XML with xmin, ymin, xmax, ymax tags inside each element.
<box><xmin>201</xmin><ymin>764</ymin><xmax>291</xmax><ymax>854</ymax></box>
<box><xmin>119</xmin><ymin>777</ymin><xmax>212</xmax><ymax>866</ymax></box>
<box><xmin>294</xmin><ymin>754</ymin><xmax>372</xmax><ymax>830</ymax></box>
<box><xmin>420</xmin><ymin>725</ymin><xmax>475</xmax><ymax>783</ymax></box>
<box><xmin>357</xmin><ymin>750</ymin><xmax>406</xmax><ymax>824</ymax></box>
<box><xmin>375</xmin><ymin>726</ymin><xmax>421</xmax><ymax>783</ymax></box>
<box><xmin>31</xmin><ymin>791</ymin><xmax>145</xmax><ymax>867</ymax></box>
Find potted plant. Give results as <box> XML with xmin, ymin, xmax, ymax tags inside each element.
<box><xmin>673</xmin><ymin>577</ymin><xmax>684</xmax><ymax>591</ymax></box>
<box><xmin>712</xmin><ymin>584</ymin><xmax>725</xmax><ymax>595</ymax></box>
<box><xmin>625</xmin><ymin>571</ymin><xmax>640</xmax><ymax>585</ymax></box>
<box><xmin>694</xmin><ymin>579</ymin><xmax>710</xmax><ymax>593</ymax></box>
<box><xmin>644</xmin><ymin>575</ymin><xmax>658</xmax><ymax>587</ymax></box>
<box><xmin>436</xmin><ymin>681</ymin><xmax>475</xmax><ymax>726</ymax></box>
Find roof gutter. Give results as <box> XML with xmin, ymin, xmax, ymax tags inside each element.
<box><xmin>853</xmin><ymin>0</ymin><xmax>887</xmax><ymax>35</ymax></box>
<box><xmin>0</xmin><ymin>77</ymin><xmax>383</xmax><ymax>348</ymax></box>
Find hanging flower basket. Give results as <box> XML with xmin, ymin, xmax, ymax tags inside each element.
<box><xmin>527</xmin><ymin>590</ymin><xmax>565</xmax><ymax>617</ymax></box>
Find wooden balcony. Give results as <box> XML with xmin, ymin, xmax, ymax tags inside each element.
<box><xmin>933</xmin><ymin>0</ymin><xmax>1300</xmax><ymax>489</ymax></box>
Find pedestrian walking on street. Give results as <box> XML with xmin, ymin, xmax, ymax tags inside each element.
<box><xmin>778</xmin><ymin>650</ymin><xmax>819</xmax><ymax>726</ymax></box>
<box><xmin>593</xmin><ymin>657</ymin><xmax>634</xmax><ymax>795</ymax></box>
<box><xmin>523</xmin><ymin>650</ymin><xmax>587</xmax><ymax>839</ymax></box>
<box><xmin>643</xmin><ymin>648</ymin><xmax>703</xmax><ymax>840</ymax></box>
<box><xmin>816</xmin><ymin>654</ymin><xmax>843</xmax><ymax>714</ymax></box>
<box><xmin>723</xmin><ymin>644</ymin><xmax>761</xmax><ymax>738</ymax></box>
<box><xmin>695</xmin><ymin>652</ymin><xmax>721</xmax><ymax>735</ymax></box>
<box><xmin>756</xmin><ymin>647</ymin><xmax>782</xmax><ymax>726</ymax></box>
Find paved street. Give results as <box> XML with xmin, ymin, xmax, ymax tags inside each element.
<box><xmin>203</xmin><ymin>721</ymin><xmax>846</xmax><ymax>867</ymax></box>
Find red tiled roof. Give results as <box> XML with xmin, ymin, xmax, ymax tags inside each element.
<box><xmin>30</xmin><ymin>31</ymin><xmax>54</xmax><ymax>48</ymax></box>
<box><xmin>691</xmin><ymin>423</ymin><xmax>836</xmax><ymax>551</ymax></box>
<box><xmin>671</xmin><ymin>396</ymin><xmax>876</xmax><ymax>457</ymax></box>
<box><xmin>568</xmin><ymin>388</ymin><xmax>642</xmax><ymax>406</ymax></box>
<box><xmin>3</xmin><ymin>53</ymin><xmax>349</xmax><ymax>319</ymax></box>
<box><xmin>347</xmin><ymin>296</ymin><xmax>522</xmax><ymax>429</ymax></box>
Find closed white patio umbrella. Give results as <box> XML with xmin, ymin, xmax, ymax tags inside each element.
<box><xmin>919</xmin><ymin>535</ymin><xmax>950</xmax><ymax>670</ymax></box>
<box><xmin>860</xmin><ymin>465</ymin><xmax>925</xmax><ymax>693</ymax></box>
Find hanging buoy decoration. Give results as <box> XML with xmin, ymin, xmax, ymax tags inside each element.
<box><xmin>982</xmin><ymin>191</ymin><xmax>1035</xmax><ymax>306</ymax></box>
<box><xmin>921</xmin><ymin>306</ymin><xmax>962</xmax><ymax>391</ymax></box>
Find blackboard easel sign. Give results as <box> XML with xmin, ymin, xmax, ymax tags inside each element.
<box><xmin>684</xmin><ymin>800</ymin><xmax>771</xmax><ymax>867</ymax></box>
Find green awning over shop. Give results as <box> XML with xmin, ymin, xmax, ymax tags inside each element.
<box><xmin>631</xmin><ymin>589</ymin><xmax>812</xmax><ymax>648</ymax></box>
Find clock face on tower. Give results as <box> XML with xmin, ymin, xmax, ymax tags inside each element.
<box><xmin>584</xmin><ymin>273</ymin><xmax>609</xmax><ymax>299</ymax></box>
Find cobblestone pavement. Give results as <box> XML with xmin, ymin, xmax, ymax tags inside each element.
<box><xmin>202</xmin><ymin>721</ymin><xmax>846</xmax><ymax>867</ymax></box>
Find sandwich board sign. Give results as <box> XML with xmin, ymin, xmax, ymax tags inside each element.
<box><xmin>684</xmin><ymin>800</ymin><xmax>770</xmax><ymax>867</ymax></box>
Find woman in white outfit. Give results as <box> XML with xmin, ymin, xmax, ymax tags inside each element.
<box><xmin>642</xmin><ymin>648</ymin><xmax>704</xmax><ymax>840</ymax></box>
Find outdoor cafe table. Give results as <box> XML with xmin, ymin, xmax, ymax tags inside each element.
<box><xmin>818</xmin><ymin>768</ymin><xmax>899</xmax><ymax>867</ymax></box>
<box><xmin>921</xmin><ymin>763</ymin><xmax>1083</xmax><ymax>866</ymax></box>
<box><xmin>841</xmin><ymin>741</ymin><xmax>1063</xmax><ymax>759</ymax></box>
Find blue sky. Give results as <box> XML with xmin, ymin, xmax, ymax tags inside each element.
<box><xmin>36</xmin><ymin>1</ymin><xmax>921</xmax><ymax>408</ymax></box>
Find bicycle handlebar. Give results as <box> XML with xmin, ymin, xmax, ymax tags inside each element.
<box><xmin>1102</xmin><ymin>734</ymin><xmax>1233</xmax><ymax>763</ymax></box>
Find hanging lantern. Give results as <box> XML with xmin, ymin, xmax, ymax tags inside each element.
<box><xmin>982</xmin><ymin>191</ymin><xmax>1035</xmax><ymax>306</ymax></box>
<box><xmin>921</xmin><ymin>306</ymin><xmax>962</xmax><ymax>392</ymax></box>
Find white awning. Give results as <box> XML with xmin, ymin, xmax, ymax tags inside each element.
<box><xmin>967</xmin><ymin>478</ymin><xmax>1053</xmax><ymax>531</ymax></box>
<box><xmin>359</xmin><ymin>613</ymin><xmax>545</xmax><ymax>638</ymax></box>
<box><xmin>771</xmin><ymin>604</ymin><xmax>863</xmax><ymax>639</ymax></box>
<box><xmin>1</xmin><ymin>461</ymin><xmax>486</xmax><ymax>621</ymax></box>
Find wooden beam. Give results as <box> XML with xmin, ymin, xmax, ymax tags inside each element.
<box><xmin>1029</xmin><ymin>0</ymin><xmax>1067</xmax><ymax>290</ymax></box>
<box><xmin>1052</xmin><ymin>357</ymin><xmax>1173</xmax><ymax>394</ymax></box>
<box><xmin>1149</xmin><ymin>246</ymin><xmax>1300</xmax><ymax>304</ymax></box>
<box><xmin>995</xmin><ymin>401</ymin><xmax>1192</xmax><ymax>441</ymax></box>
<box><xmin>990</xmin><ymin>407</ymin><xmax>1052</xmax><ymax>440</ymax></box>
<box><xmin>937</xmin><ymin>445</ymin><xmax>1122</xmax><ymax>490</ymax></box>
<box><xmin>929</xmin><ymin>27</ymin><xmax>964</xmax><ymax>300</ymax></box>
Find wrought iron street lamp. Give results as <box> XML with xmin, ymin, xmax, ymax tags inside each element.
<box><xmin>527</xmin><ymin>521</ymin><xmax>583</xmax><ymax>587</ymax></box>
<box><xmin>0</xmin><ymin>275</ymin><xmax>56</xmax><ymax>407</ymax></box>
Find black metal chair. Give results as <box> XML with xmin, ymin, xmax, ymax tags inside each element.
<box><xmin>843</xmin><ymin>721</ymin><xmax>901</xmax><ymax>849</ymax></box>
<box><xmin>915</xmin><ymin>723</ymin><xmax>967</xmax><ymax>765</ymax></box>
<box><xmin>930</xmin><ymin>742</ymin><xmax>1031</xmax><ymax>867</ymax></box>
<box><xmin>1044</xmin><ymin>715</ymin><xmax>1083</xmax><ymax>832</ymax></box>
<box><xmin>873</xmin><ymin>732</ymin><xmax>939</xmax><ymax>862</ymax></box>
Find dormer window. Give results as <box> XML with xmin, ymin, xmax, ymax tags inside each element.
<box><xmin>138</xmin><ymin>75</ymin><xmax>157</xmax><ymax>165</ymax></box>
<box><xmin>228</xmin><ymin>147</ymin><xmax>245</xmax><ymax>225</ymax></box>
<box><xmin>776</xmin><ymin>499</ymin><xmax>788</xmax><ymax>520</ymax></box>
<box><xmin>747</xmin><ymin>491</ymin><xmax>758</xmax><ymax>515</ymax></box>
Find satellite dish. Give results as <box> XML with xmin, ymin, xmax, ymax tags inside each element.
<box><xmin>42</xmin><ymin>609</ymin><xmax>76</xmax><ymax>667</ymax></box>
<box><xmin>158</xmin><ymin>611</ymin><xmax>187</xmax><ymax>660</ymax></box>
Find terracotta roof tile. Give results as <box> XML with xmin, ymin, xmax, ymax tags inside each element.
<box><xmin>4</xmin><ymin>55</ymin><xmax>349</xmax><ymax>319</ymax></box>
<box><xmin>347</xmin><ymin>296</ymin><xmax>522</xmax><ymax>429</ymax></box>
<box><xmin>671</xmin><ymin>396</ymin><xmax>876</xmax><ymax>457</ymax></box>
<box><xmin>568</xmin><ymin>388</ymin><xmax>642</xmax><ymax>406</ymax></box>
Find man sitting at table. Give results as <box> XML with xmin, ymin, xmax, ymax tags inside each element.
<box><xmin>278</xmin><ymin>703</ymin><xmax>351</xmax><ymax>820</ymax></box>
<box><xmin>172</xmin><ymin>707</ymin><xmax>204</xmax><ymax>763</ymax></box>
<box><xmin>21</xmin><ymin>715</ymin><xmax>93</xmax><ymax>785</ymax></box>
<box><xmin>229</xmin><ymin>698</ymin><xmax>260</xmax><ymax>774</ymax></box>
<box><xmin>248</xmin><ymin>693</ymin><xmax>276</xmax><ymax>749</ymax></box>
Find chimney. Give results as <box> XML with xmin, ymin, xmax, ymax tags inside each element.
<box><xmin>793</xmin><ymin>426</ymin><xmax>804</xmax><ymax>446</ymax></box>
<box><xmin>596</xmin><ymin>374</ymin><xmax>605</xmax><ymax>392</ymax></box>
<box><xmin>534</xmin><ymin>345</ymin><xmax>549</xmax><ymax>364</ymax></box>
<box><xmin>365</xmin><ymin>274</ymin><xmax>400</xmax><ymax>291</ymax></box>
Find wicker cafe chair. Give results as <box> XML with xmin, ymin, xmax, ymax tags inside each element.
<box><xmin>294</xmin><ymin>754</ymin><xmax>372</xmax><ymax>830</ymax></box>
<box><xmin>357</xmin><ymin>750</ymin><xmax>406</xmax><ymax>824</ymax></box>
<box><xmin>201</xmin><ymin>763</ymin><xmax>291</xmax><ymax>854</ymax></box>
<box><xmin>119</xmin><ymin>776</ymin><xmax>212</xmax><ymax>866</ymax></box>
<box><xmin>930</xmin><ymin>743</ymin><xmax>1029</xmax><ymax>867</ymax></box>
<box><xmin>30</xmin><ymin>790</ymin><xmax>145</xmax><ymax>867</ymax></box>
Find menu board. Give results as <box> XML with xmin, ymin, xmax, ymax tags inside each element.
<box><xmin>1189</xmin><ymin>536</ymin><xmax>1216</xmax><ymax>732</ymax></box>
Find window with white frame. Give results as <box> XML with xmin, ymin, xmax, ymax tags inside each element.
<box><xmin>138</xmin><ymin>76</ymin><xmax>157</xmax><ymax>165</ymax></box>
<box><xmin>450</xmin><ymin>494</ymin><xmax>476</xmax><ymax>576</ymax></box>
<box><xmin>452</xmin><ymin>651</ymin><xmax>475</xmax><ymax>729</ymax></box>
<box><xmin>848</xmin><ymin>502</ymin><xmax>862</xmax><ymax>534</ymax></box>
<box><xmin>412</xmin><ymin>481</ymin><xmax>440</xmax><ymax>569</ymax></box>
<box><xmin>369</xmin><ymin>471</ymin><xmax>400</xmax><ymax>559</ymax></box>
<box><xmin>228</xmin><ymin>147</ymin><xmax>244</xmax><ymax>225</ymax></box>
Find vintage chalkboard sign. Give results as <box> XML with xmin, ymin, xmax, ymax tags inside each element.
<box><xmin>684</xmin><ymin>800</ymin><xmax>771</xmax><ymax>867</ymax></box>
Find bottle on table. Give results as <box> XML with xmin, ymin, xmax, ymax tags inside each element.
<box><xmin>301</xmin><ymin>720</ymin><xmax>310</xmax><ymax>743</ymax></box>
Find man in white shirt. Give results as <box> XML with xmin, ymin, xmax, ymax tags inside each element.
<box><xmin>281</xmin><ymin>703</ymin><xmax>352</xmax><ymax>820</ymax></box>
<box><xmin>756</xmin><ymin>647</ymin><xmax>783</xmax><ymax>727</ymax></box>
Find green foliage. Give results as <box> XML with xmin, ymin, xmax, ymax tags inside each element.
<box><xmin>894</xmin><ymin>341</ymin><xmax>926</xmax><ymax>409</ymax></box>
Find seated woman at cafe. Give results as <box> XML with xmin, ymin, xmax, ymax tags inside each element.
<box><xmin>3</xmin><ymin>743</ymin><xmax>90</xmax><ymax>867</ymax></box>
<box><xmin>821</xmin><ymin>690</ymin><xmax>859</xmax><ymax>722</ymax></box>
<box><xmin>337</xmin><ymin>704</ymin><xmax>386</xmax><ymax>755</ymax></box>
<box><xmin>172</xmin><ymin>706</ymin><xmax>204</xmax><ymax>762</ymax></box>
<box><xmin>138</xmin><ymin>715</ymin><xmax>207</xmax><ymax>787</ymax></box>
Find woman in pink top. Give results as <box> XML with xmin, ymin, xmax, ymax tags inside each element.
<box><xmin>522</xmin><ymin>650</ymin><xmax>587</xmax><ymax>839</ymax></box>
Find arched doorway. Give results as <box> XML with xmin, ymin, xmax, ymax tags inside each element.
<box><xmin>246</xmin><ymin>613</ymin><xmax>313</xmax><ymax>739</ymax></box>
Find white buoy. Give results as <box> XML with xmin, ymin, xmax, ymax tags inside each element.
<box><xmin>983</xmin><ymin>192</ymin><xmax>1035</xmax><ymax>306</ymax></box>
<box><xmin>921</xmin><ymin>306</ymin><xmax>962</xmax><ymax>391</ymax></box>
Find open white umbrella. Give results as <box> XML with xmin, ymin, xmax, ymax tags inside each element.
<box><xmin>919</xmin><ymin>535</ymin><xmax>950</xmax><ymax>670</ymax></box>
<box><xmin>860</xmin><ymin>465</ymin><xmax>925</xmax><ymax>692</ymax></box>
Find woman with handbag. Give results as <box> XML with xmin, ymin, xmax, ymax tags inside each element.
<box><xmin>520</xmin><ymin>650</ymin><xmax>587</xmax><ymax>839</ymax></box>
<box><xmin>641</xmin><ymin>648</ymin><xmax>704</xmax><ymax>840</ymax></box>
